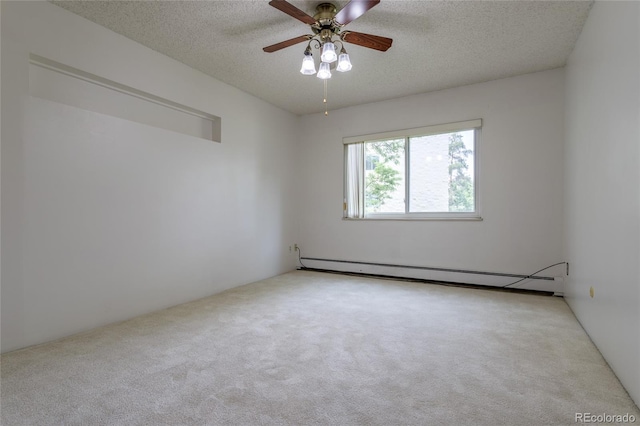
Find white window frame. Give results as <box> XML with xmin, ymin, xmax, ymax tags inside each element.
<box><xmin>343</xmin><ymin>119</ymin><xmax>482</xmax><ymax>221</ymax></box>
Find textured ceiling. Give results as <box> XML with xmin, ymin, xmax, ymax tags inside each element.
<box><xmin>50</xmin><ymin>0</ymin><xmax>592</xmax><ymax>116</ymax></box>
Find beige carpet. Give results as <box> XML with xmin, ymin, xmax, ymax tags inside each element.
<box><xmin>1</xmin><ymin>270</ymin><xmax>638</xmax><ymax>425</ymax></box>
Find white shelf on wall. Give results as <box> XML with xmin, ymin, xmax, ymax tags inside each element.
<box><xmin>29</xmin><ymin>54</ymin><xmax>221</xmax><ymax>142</ymax></box>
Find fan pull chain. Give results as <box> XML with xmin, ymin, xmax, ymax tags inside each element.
<box><xmin>323</xmin><ymin>79</ymin><xmax>328</xmax><ymax>116</ymax></box>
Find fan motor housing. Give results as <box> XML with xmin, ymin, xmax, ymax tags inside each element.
<box><xmin>313</xmin><ymin>2</ymin><xmax>340</xmax><ymax>37</ymax></box>
<box><xmin>314</xmin><ymin>3</ymin><xmax>337</xmax><ymax>23</ymax></box>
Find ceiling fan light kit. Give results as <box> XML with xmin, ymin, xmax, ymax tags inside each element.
<box><xmin>317</xmin><ymin>62</ymin><xmax>332</xmax><ymax>80</ymax></box>
<box><xmin>336</xmin><ymin>49</ymin><xmax>353</xmax><ymax>72</ymax></box>
<box><xmin>300</xmin><ymin>50</ymin><xmax>317</xmax><ymax>75</ymax></box>
<box><xmin>320</xmin><ymin>41</ymin><xmax>337</xmax><ymax>64</ymax></box>
<box><xmin>265</xmin><ymin>0</ymin><xmax>392</xmax><ymax>113</ymax></box>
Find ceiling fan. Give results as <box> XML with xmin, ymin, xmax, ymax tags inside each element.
<box><xmin>263</xmin><ymin>0</ymin><xmax>393</xmax><ymax>54</ymax></box>
<box><xmin>264</xmin><ymin>0</ymin><xmax>392</xmax><ymax>114</ymax></box>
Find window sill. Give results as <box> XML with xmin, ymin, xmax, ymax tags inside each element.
<box><xmin>343</xmin><ymin>215</ymin><xmax>483</xmax><ymax>222</ymax></box>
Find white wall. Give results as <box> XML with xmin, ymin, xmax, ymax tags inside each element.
<box><xmin>296</xmin><ymin>69</ymin><xmax>566</xmax><ymax>291</ymax></box>
<box><xmin>564</xmin><ymin>1</ymin><xmax>640</xmax><ymax>406</ymax></box>
<box><xmin>1</xmin><ymin>1</ymin><xmax>299</xmax><ymax>353</ymax></box>
<box><xmin>0</xmin><ymin>0</ymin><xmax>637</xmax><ymax>408</ymax></box>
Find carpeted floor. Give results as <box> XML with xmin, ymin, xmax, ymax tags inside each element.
<box><xmin>1</xmin><ymin>270</ymin><xmax>638</xmax><ymax>425</ymax></box>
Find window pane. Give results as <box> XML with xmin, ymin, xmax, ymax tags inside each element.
<box><xmin>409</xmin><ymin>130</ymin><xmax>475</xmax><ymax>212</ymax></box>
<box><xmin>364</xmin><ymin>139</ymin><xmax>405</xmax><ymax>214</ymax></box>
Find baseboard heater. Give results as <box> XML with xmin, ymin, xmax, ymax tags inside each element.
<box><xmin>299</xmin><ymin>256</ymin><xmax>561</xmax><ymax>294</ymax></box>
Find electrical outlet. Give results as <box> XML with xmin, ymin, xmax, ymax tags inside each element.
<box><xmin>589</xmin><ymin>286</ymin><xmax>594</xmax><ymax>298</ymax></box>
<box><xmin>294</xmin><ymin>244</ymin><xmax>299</xmax><ymax>251</ymax></box>
<box><xmin>289</xmin><ymin>246</ymin><xmax>292</xmax><ymax>252</ymax></box>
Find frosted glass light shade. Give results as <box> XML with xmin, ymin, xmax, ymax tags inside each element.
<box><xmin>317</xmin><ymin>62</ymin><xmax>332</xmax><ymax>79</ymax></box>
<box><xmin>320</xmin><ymin>42</ymin><xmax>337</xmax><ymax>63</ymax></box>
<box><xmin>300</xmin><ymin>54</ymin><xmax>316</xmax><ymax>75</ymax></box>
<box><xmin>336</xmin><ymin>53</ymin><xmax>352</xmax><ymax>72</ymax></box>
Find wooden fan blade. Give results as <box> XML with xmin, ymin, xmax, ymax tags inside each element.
<box><xmin>342</xmin><ymin>31</ymin><xmax>392</xmax><ymax>52</ymax></box>
<box><xmin>268</xmin><ymin>0</ymin><xmax>317</xmax><ymax>25</ymax></box>
<box><xmin>334</xmin><ymin>0</ymin><xmax>380</xmax><ymax>26</ymax></box>
<box><xmin>263</xmin><ymin>35</ymin><xmax>311</xmax><ymax>53</ymax></box>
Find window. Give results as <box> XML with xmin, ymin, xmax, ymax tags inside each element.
<box><xmin>344</xmin><ymin>119</ymin><xmax>481</xmax><ymax>220</ymax></box>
